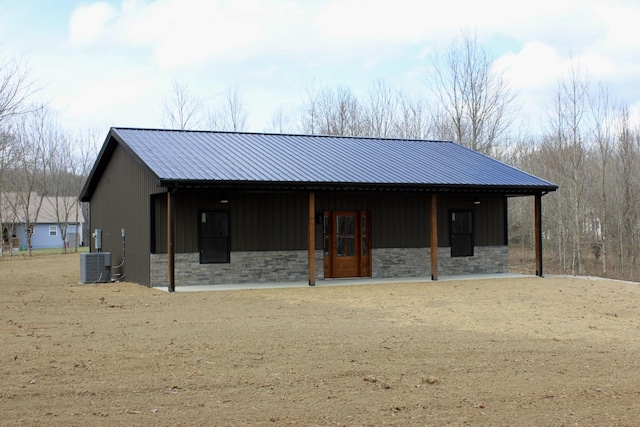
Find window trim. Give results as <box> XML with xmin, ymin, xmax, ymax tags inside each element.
<box><xmin>49</xmin><ymin>225</ymin><xmax>57</xmax><ymax>237</ymax></box>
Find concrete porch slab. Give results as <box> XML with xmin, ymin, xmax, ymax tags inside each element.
<box><xmin>153</xmin><ymin>273</ymin><xmax>534</xmax><ymax>293</ymax></box>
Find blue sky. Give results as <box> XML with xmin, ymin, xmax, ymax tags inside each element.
<box><xmin>1</xmin><ymin>0</ymin><xmax>639</xmax><ymax>135</ymax></box>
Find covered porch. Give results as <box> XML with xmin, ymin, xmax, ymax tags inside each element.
<box><xmin>158</xmin><ymin>189</ymin><xmax>546</xmax><ymax>291</ymax></box>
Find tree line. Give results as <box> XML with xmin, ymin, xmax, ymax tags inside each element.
<box><xmin>509</xmin><ymin>70</ymin><xmax>640</xmax><ymax>281</ymax></box>
<box><xmin>2</xmin><ymin>30</ymin><xmax>639</xmax><ymax>281</ymax></box>
<box><xmin>0</xmin><ymin>55</ymin><xmax>99</xmax><ymax>255</ymax></box>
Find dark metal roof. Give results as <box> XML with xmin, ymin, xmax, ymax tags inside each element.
<box><xmin>80</xmin><ymin>127</ymin><xmax>557</xmax><ymax>200</ymax></box>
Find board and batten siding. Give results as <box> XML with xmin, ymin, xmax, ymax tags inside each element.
<box><xmin>317</xmin><ymin>192</ymin><xmax>505</xmax><ymax>248</ymax></box>
<box><xmin>437</xmin><ymin>194</ymin><xmax>507</xmax><ymax>247</ymax></box>
<box><xmin>151</xmin><ymin>190</ymin><xmax>505</xmax><ymax>255</ymax></box>
<box><xmin>315</xmin><ymin>192</ymin><xmax>431</xmax><ymax>248</ymax></box>
<box><xmin>153</xmin><ymin>191</ymin><xmax>308</xmax><ymax>254</ymax></box>
<box><xmin>89</xmin><ymin>144</ymin><xmax>165</xmax><ymax>286</ymax></box>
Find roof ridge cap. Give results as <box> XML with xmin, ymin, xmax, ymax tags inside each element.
<box><xmin>112</xmin><ymin>127</ymin><xmax>453</xmax><ymax>143</ymax></box>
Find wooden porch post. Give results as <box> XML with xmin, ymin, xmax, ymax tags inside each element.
<box><xmin>430</xmin><ymin>193</ymin><xmax>438</xmax><ymax>281</ymax></box>
<box><xmin>534</xmin><ymin>193</ymin><xmax>543</xmax><ymax>277</ymax></box>
<box><xmin>167</xmin><ymin>190</ymin><xmax>175</xmax><ymax>292</ymax></box>
<box><xmin>308</xmin><ymin>192</ymin><xmax>316</xmax><ymax>286</ymax></box>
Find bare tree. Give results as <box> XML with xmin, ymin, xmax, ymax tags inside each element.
<box><xmin>538</xmin><ymin>62</ymin><xmax>590</xmax><ymax>275</ymax></box>
<box><xmin>7</xmin><ymin>106</ymin><xmax>56</xmax><ymax>255</ymax></box>
<box><xmin>313</xmin><ymin>87</ymin><xmax>336</xmax><ymax>135</ymax></box>
<box><xmin>427</xmin><ymin>30</ymin><xmax>517</xmax><ymax>155</ymax></box>
<box><xmin>268</xmin><ymin>106</ymin><xmax>294</xmax><ymax>134</ymax></box>
<box><xmin>161</xmin><ymin>78</ymin><xmax>204</xmax><ymax>130</ymax></box>
<box><xmin>0</xmin><ymin>129</ymin><xmax>18</xmax><ymax>255</ymax></box>
<box><xmin>72</xmin><ymin>128</ymin><xmax>102</xmax><ymax>250</ymax></box>
<box><xmin>553</xmin><ymin>62</ymin><xmax>590</xmax><ymax>275</ymax></box>
<box><xmin>364</xmin><ymin>80</ymin><xmax>397</xmax><ymax>138</ymax></box>
<box><xmin>0</xmin><ymin>53</ymin><xmax>37</xmax><ymax>254</ymax></box>
<box><xmin>588</xmin><ymin>82</ymin><xmax>616</xmax><ymax>275</ymax></box>
<box><xmin>332</xmin><ymin>86</ymin><xmax>361</xmax><ymax>136</ymax></box>
<box><xmin>48</xmin><ymin>126</ymin><xmax>92</xmax><ymax>253</ymax></box>
<box><xmin>47</xmin><ymin>127</ymin><xmax>69</xmax><ymax>252</ymax></box>
<box><xmin>206</xmin><ymin>85</ymin><xmax>248</xmax><ymax>132</ymax></box>
<box><xmin>0</xmin><ymin>53</ymin><xmax>37</xmax><ymax>128</ymax></box>
<box><xmin>612</xmin><ymin>107</ymin><xmax>640</xmax><ymax>279</ymax></box>
<box><xmin>222</xmin><ymin>85</ymin><xmax>248</xmax><ymax>131</ymax></box>
<box><xmin>298</xmin><ymin>80</ymin><xmax>322</xmax><ymax>134</ymax></box>
<box><xmin>294</xmin><ymin>81</ymin><xmax>435</xmax><ymax>139</ymax></box>
<box><xmin>296</xmin><ymin>83</ymin><xmax>362</xmax><ymax>136</ymax></box>
<box><xmin>506</xmin><ymin>89</ymin><xmax>640</xmax><ymax>281</ymax></box>
<box><xmin>308</xmin><ymin>86</ymin><xmax>362</xmax><ymax>136</ymax></box>
<box><xmin>394</xmin><ymin>91</ymin><xmax>430</xmax><ymax>140</ymax></box>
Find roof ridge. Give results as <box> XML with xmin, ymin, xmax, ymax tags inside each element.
<box><xmin>111</xmin><ymin>127</ymin><xmax>453</xmax><ymax>144</ymax></box>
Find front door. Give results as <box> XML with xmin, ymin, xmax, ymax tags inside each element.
<box><xmin>323</xmin><ymin>211</ymin><xmax>371</xmax><ymax>278</ymax></box>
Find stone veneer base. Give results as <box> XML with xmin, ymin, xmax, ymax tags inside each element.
<box><xmin>150</xmin><ymin>246</ymin><xmax>507</xmax><ymax>287</ymax></box>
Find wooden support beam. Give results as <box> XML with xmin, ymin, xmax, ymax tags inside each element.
<box><xmin>167</xmin><ymin>190</ymin><xmax>175</xmax><ymax>292</ymax></box>
<box><xmin>430</xmin><ymin>193</ymin><xmax>438</xmax><ymax>281</ymax></box>
<box><xmin>534</xmin><ymin>193</ymin><xmax>543</xmax><ymax>277</ymax></box>
<box><xmin>308</xmin><ymin>192</ymin><xmax>316</xmax><ymax>286</ymax></box>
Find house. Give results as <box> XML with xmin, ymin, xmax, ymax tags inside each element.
<box><xmin>1</xmin><ymin>192</ymin><xmax>84</xmax><ymax>251</ymax></box>
<box><xmin>80</xmin><ymin>128</ymin><xmax>557</xmax><ymax>290</ymax></box>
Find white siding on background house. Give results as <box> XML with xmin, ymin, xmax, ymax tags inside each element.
<box><xmin>1</xmin><ymin>193</ymin><xmax>84</xmax><ymax>250</ymax></box>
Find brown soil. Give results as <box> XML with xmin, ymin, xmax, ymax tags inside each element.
<box><xmin>1</xmin><ymin>254</ymin><xmax>640</xmax><ymax>426</ymax></box>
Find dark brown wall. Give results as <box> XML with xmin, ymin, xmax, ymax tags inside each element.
<box><xmin>316</xmin><ymin>192</ymin><xmax>431</xmax><ymax>248</ymax></box>
<box><xmin>152</xmin><ymin>190</ymin><xmax>506</xmax><ymax>254</ymax></box>
<box><xmin>90</xmin><ymin>144</ymin><xmax>165</xmax><ymax>285</ymax></box>
<box><xmin>438</xmin><ymin>194</ymin><xmax>506</xmax><ymax>246</ymax></box>
<box><xmin>154</xmin><ymin>191</ymin><xmax>308</xmax><ymax>253</ymax></box>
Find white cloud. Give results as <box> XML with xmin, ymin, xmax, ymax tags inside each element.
<box><xmin>67</xmin><ymin>0</ymin><xmax>311</xmax><ymax>69</ymax></box>
<box><xmin>50</xmin><ymin>72</ymin><xmax>158</xmax><ymax>131</ymax></box>
<box><xmin>592</xmin><ymin>0</ymin><xmax>640</xmax><ymax>54</ymax></box>
<box><xmin>51</xmin><ymin>0</ymin><xmax>640</xmax><ymax>131</ymax></box>
<box><xmin>68</xmin><ymin>2</ymin><xmax>117</xmax><ymax>46</ymax></box>
<box><xmin>316</xmin><ymin>0</ymin><xmax>432</xmax><ymax>43</ymax></box>
<box><xmin>66</xmin><ymin>0</ymin><xmax>620</xmax><ymax>73</ymax></box>
<box><xmin>495</xmin><ymin>40</ymin><xmax>625</xmax><ymax>127</ymax></box>
<box><xmin>495</xmin><ymin>42</ymin><xmax>564</xmax><ymax>90</ymax></box>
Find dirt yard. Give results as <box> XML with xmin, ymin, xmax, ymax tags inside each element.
<box><xmin>1</xmin><ymin>254</ymin><xmax>639</xmax><ymax>426</ymax></box>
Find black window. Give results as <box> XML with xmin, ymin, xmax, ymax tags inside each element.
<box><xmin>199</xmin><ymin>210</ymin><xmax>230</xmax><ymax>263</ymax></box>
<box><xmin>450</xmin><ymin>210</ymin><xmax>474</xmax><ymax>257</ymax></box>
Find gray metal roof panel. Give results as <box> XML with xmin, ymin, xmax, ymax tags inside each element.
<box><xmin>110</xmin><ymin>128</ymin><xmax>557</xmax><ymax>189</ymax></box>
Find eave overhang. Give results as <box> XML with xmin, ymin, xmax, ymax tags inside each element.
<box><xmin>158</xmin><ymin>178</ymin><xmax>558</xmax><ymax>196</ymax></box>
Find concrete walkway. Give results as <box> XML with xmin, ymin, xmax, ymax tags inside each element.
<box><xmin>153</xmin><ymin>273</ymin><xmax>534</xmax><ymax>293</ymax></box>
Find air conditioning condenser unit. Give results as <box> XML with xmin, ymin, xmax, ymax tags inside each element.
<box><xmin>80</xmin><ymin>252</ymin><xmax>112</xmax><ymax>283</ymax></box>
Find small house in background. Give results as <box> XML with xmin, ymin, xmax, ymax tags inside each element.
<box><xmin>1</xmin><ymin>193</ymin><xmax>84</xmax><ymax>251</ymax></box>
<box><xmin>80</xmin><ymin>128</ymin><xmax>557</xmax><ymax>290</ymax></box>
